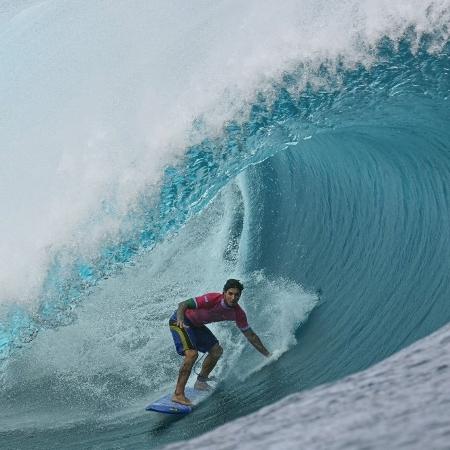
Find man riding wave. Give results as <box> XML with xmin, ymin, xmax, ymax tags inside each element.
<box><xmin>169</xmin><ymin>279</ymin><xmax>271</xmax><ymax>405</ymax></box>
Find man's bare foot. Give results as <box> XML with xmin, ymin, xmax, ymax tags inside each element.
<box><xmin>194</xmin><ymin>380</ymin><xmax>213</xmax><ymax>391</ymax></box>
<box><xmin>171</xmin><ymin>394</ymin><xmax>192</xmax><ymax>406</ymax></box>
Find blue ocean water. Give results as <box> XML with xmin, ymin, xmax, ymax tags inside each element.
<box><xmin>1</xmin><ymin>1</ymin><xmax>450</xmax><ymax>449</ymax></box>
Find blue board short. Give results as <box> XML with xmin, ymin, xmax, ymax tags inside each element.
<box><xmin>169</xmin><ymin>312</ymin><xmax>218</xmax><ymax>355</ymax></box>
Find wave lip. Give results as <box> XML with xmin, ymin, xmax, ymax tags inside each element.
<box><xmin>1</xmin><ymin>29</ymin><xmax>449</xmax><ymax>364</ymax></box>
<box><xmin>0</xmin><ymin>89</ymin><xmax>306</xmax><ymax>364</ymax></box>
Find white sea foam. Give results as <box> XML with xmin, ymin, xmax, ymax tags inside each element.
<box><xmin>1</xmin><ymin>0</ymin><xmax>448</xmax><ymax>306</ymax></box>
<box><xmin>0</xmin><ymin>181</ymin><xmax>316</xmax><ymax>430</ymax></box>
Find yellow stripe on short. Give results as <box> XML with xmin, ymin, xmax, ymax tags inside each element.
<box><xmin>170</xmin><ymin>324</ymin><xmax>191</xmax><ymax>351</ymax></box>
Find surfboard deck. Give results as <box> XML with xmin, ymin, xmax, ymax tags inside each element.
<box><xmin>145</xmin><ymin>387</ymin><xmax>210</xmax><ymax>414</ymax></box>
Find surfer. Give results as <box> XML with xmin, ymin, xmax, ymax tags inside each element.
<box><xmin>169</xmin><ymin>279</ymin><xmax>271</xmax><ymax>406</ymax></box>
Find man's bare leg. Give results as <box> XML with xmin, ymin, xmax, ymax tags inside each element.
<box><xmin>172</xmin><ymin>349</ymin><xmax>198</xmax><ymax>405</ymax></box>
<box><xmin>195</xmin><ymin>344</ymin><xmax>223</xmax><ymax>390</ymax></box>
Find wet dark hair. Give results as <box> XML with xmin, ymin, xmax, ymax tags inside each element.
<box><xmin>223</xmin><ymin>279</ymin><xmax>244</xmax><ymax>292</ymax></box>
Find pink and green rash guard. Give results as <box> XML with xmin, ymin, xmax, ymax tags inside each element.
<box><xmin>185</xmin><ymin>292</ymin><xmax>250</xmax><ymax>332</ymax></box>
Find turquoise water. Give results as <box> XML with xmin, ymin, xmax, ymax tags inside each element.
<box><xmin>1</xmin><ymin>2</ymin><xmax>450</xmax><ymax>449</ymax></box>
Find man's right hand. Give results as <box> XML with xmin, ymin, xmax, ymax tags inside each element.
<box><xmin>176</xmin><ymin>317</ymin><xmax>188</xmax><ymax>328</ymax></box>
<box><xmin>176</xmin><ymin>299</ymin><xmax>193</xmax><ymax>328</ymax></box>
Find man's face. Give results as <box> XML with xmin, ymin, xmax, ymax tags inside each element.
<box><xmin>223</xmin><ymin>287</ymin><xmax>241</xmax><ymax>307</ymax></box>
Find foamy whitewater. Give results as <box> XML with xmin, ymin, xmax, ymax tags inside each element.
<box><xmin>1</xmin><ymin>1</ymin><xmax>449</xmax><ymax>449</ymax></box>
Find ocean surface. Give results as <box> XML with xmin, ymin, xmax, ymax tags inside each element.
<box><xmin>1</xmin><ymin>1</ymin><xmax>449</xmax><ymax>449</ymax></box>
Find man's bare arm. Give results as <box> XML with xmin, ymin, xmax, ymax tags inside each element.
<box><xmin>176</xmin><ymin>298</ymin><xmax>196</xmax><ymax>328</ymax></box>
<box><xmin>243</xmin><ymin>329</ymin><xmax>271</xmax><ymax>357</ymax></box>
